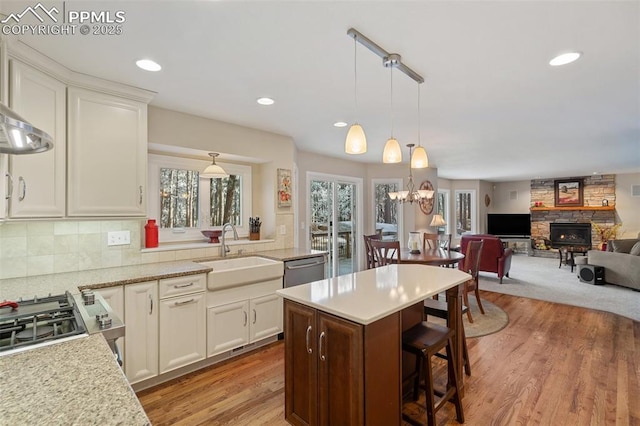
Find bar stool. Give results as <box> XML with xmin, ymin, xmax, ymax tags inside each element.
<box><xmin>424</xmin><ymin>298</ymin><xmax>471</xmax><ymax>376</ymax></box>
<box><xmin>402</xmin><ymin>321</ymin><xmax>464</xmax><ymax>426</ymax></box>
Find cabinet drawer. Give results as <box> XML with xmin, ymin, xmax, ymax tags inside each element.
<box><xmin>159</xmin><ymin>274</ymin><xmax>206</xmax><ymax>299</ymax></box>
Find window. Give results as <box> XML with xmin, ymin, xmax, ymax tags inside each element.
<box><xmin>372</xmin><ymin>179</ymin><xmax>401</xmax><ymax>241</ymax></box>
<box><xmin>455</xmin><ymin>190</ymin><xmax>476</xmax><ymax>237</ymax></box>
<box><xmin>149</xmin><ymin>154</ymin><xmax>251</xmax><ymax>243</ymax></box>
<box><xmin>436</xmin><ymin>189</ymin><xmax>450</xmax><ymax>235</ymax></box>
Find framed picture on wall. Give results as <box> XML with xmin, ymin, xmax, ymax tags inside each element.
<box><xmin>277</xmin><ymin>168</ymin><xmax>292</xmax><ymax>207</ymax></box>
<box><xmin>554</xmin><ymin>179</ymin><xmax>583</xmax><ymax>207</ymax></box>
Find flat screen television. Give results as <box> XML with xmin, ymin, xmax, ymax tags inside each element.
<box><xmin>487</xmin><ymin>213</ymin><xmax>531</xmax><ymax>238</ymax></box>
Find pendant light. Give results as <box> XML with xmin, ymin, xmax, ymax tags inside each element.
<box><xmin>382</xmin><ymin>64</ymin><xmax>402</xmax><ymax>163</ymax></box>
<box><xmin>410</xmin><ymin>82</ymin><xmax>429</xmax><ymax>168</ymax></box>
<box><xmin>201</xmin><ymin>153</ymin><xmax>228</xmax><ymax>178</ymax></box>
<box><xmin>345</xmin><ymin>37</ymin><xmax>367</xmax><ymax>154</ymax></box>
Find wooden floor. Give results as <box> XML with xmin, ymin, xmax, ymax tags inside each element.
<box><xmin>137</xmin><ymin>291</ymin><xmax>640</xmax><ymax>425</ymax></box>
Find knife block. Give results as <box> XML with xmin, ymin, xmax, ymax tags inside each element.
<box><xmin>249</xmin><ymin>232</ymin><xmax>260</xmax><ymax>241</ymax></box>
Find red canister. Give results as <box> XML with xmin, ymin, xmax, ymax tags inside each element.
<box><xmin>145</xmin><ymin>219</ymin><xmax>159</xmax><ymax>248</ymax></box>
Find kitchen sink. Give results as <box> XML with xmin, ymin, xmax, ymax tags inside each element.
<box><xmin>199</xmin><ymin>257</ymin><xmax>284</xmax><ymax>290</ymax></box>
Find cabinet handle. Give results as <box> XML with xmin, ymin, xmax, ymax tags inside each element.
<box><xmin>319</xmin><ymin>331</ymin><xmax>326</xmax><ymax>361</ymax></box>
<box><xmin>6</xmin><ymin>173</ymin><xmax>13</xmax><ymax>200</ymax></box>
<box><xmin>18</xmin><ymin>177</ymin><xmax>26</xmax><ymax>201</ymax></box>
<box><xmin>243</xmin><ymin>311</ymin><xmax>248</xmax><ymax>326</ymax></box>
<box><xmin>149</xmin><ymin>294</ymin><xmax>153</xmax><ymax>314</ymax></box>
<box><xmin>174</xmin><ymin>298</ymin><xmax>195</xmax><ymax>306</ymax></box>
<box><xmin>139</xmin><ymin>186</ymin><xmax>143</xmax><ymax>204</ymax></box>
<box><xmin>305</xmin><ymin>325</ymin><xmax>313</xmax><ymax>354</ymax></box>
<box><xmin>173</xmin><ymin>282</ymin><xmax>194</xmax><ymax>289</ymax></box>
<box><xmin>252</xmin><ymin>309</ymin><xmax>257</xmax><ymax>324</ymax></box>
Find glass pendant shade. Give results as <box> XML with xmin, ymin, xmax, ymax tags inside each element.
<box><xmin>201</xmin><ymin>153</ymin><xmax>229</xmax><ymax>178</ymax></box>
<box><xmin>383</xmin><ymin>137</ymin><xmax>402</xmax><ymax>163</ymax></box>
<box><xmin>411</xmin><ymin>145</ymin><xmax>429</xmax><ymax>168</ymax></box>
<box><xmin>345</xmin><ymin>123</ymin><xmax>367</xmax><ymax>154</ymax></box>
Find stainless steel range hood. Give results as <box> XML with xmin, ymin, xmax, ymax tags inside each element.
<box><xmin>0</xmin><ymin>103</ymin><xmax>54</xmax><ymax>154</ymax></box>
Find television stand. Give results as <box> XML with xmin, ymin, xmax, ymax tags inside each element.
<box><xmin>500</xmin><ymin>237</ymin><xmax>532</xmax><ymax>256</ymax></box>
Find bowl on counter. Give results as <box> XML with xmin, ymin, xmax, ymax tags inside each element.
<box><xmin>201</xmin><ymin>230</ymin><xmax>223</xmax><ymax>243</ymax></box>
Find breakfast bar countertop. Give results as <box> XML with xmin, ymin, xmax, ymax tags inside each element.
<box><xmin>277</xmin><ymin>263</ymin><xmax>470</xmax><ymax>325</ymax></box>
<box><xmin>0</xmin><ymin>334</ymin><xmax>150</xmax><ymax>425</ymax></box>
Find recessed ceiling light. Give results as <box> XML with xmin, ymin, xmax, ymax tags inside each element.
<box><xmin>334</xmin><ymin>122</ymin><xmax>348</xmax><ymax>128</ymax></box>
<box><xmin>549</xmin><ymin>52</ymin><xmax>582</xmax><ymax>66</ymax></box>
<box><xmin>256</xmin><ymin>97</ymin><xmax>275</xmax><ymax>106</ymax></box>
<box><xmin>136</xmin><ymin>59</ymin><xmax>162</xmax><ymax>72</ymax></box>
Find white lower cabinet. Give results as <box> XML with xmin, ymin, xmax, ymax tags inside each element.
<box><xmin>207</xmin><ymin>300</ymin><xmax>250</xmax><ymax>356</ymax></box>
<box><xmin>124</xmin><ymin>281</ymin><xmax>158</xmax><ymax>384</ymax></box>
<box><xmin>159</xmin><ymin>292</ymin><xmax>206</xmax><ymax>374</ymax></box>
<box><xmin>249</xmin><ymin>293</ymin><xmax>283</xmax><ymax>342</ymax></box>
<box><xmin>206</xmin><ymin>279</ymin><xmax>283</xmax><ymax>357</ymax></box>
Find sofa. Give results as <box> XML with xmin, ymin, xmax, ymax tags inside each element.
<box><xmin>460</xmin><ymin>234</ymin><xmax>513</xmax><ymax>283</ymax></box>
<box><xmin>586</xmin><ymin>238</ymin><xmax>640</xmax><ymax>290</ymax></box>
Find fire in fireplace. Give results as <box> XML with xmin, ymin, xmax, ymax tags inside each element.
<box><xmin>549</xmin><ymin>223</ymin><xmax>592</xmax><ymax>248</ymax></box>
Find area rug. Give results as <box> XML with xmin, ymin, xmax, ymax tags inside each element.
<box><xmin>429</xmin><ymin>297</ymin><xmax>509</xmax><ymax>338</ymax></box>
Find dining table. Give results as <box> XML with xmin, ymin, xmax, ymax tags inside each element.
<box><xmin>398</xmin><ymin>248</ymin><xmax>465</xmax><ymax>267</ymax></box>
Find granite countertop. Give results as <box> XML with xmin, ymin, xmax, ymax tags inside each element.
<box><xmin>0</xmin><ymin>248</ymin><xmax>322</xmax><ymax>300</ymax></box>
<box><xmin>0</xmin><ymin>260</ymin><xmax>212</xmax><ymax>300</ymax></box>
<box><xmin>0</xmin><ymin>334</ymin><xmax>150</xmax><ymax>425</ymax></box>
<box><xmin>277</xmin><ymin>264</ymin><xmax>470</xmax><ymax>325</ymax></box>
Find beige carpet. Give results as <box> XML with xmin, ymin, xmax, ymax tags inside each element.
<box><xmin>429</xmin><ymin>297</ymin><xmax>509</xmax><ymax>338</ymax></box>
<box><xmin>479</xmin><ymin>254</ymin><xmax>640</xmax><ymax>321</ymax></box>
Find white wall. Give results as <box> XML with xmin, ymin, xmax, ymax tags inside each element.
<box><xmin>614</xmin><ymin>173</ymin><xmax>640</xmax><ymax>238</ymax></box>
<box><xmin>490</xmin><ymin>180</ymin><xmax>532</xmax><ymax>213</ymax></box>
<box><xmin>148</xmin><ymin>106</ymin><xmax>296</xmax><ymax>239</ymax></box>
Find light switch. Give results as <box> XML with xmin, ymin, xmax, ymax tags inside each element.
<box><xmin>280</xmin><ymin>225</ymin><xmax>286</xmax><ymax>235</ymax></box>
<box><xmin>107</xmin><ymin>230</ymin><xmax>131</xmax><ymax>246</ymax></box>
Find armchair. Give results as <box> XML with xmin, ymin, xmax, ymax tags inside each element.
<box><xmin>460</xmin><ymin>234</ymin><xmax>513</xmax><ymax>283</ymax></box>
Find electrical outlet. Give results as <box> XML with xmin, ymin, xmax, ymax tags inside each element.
<box><xmin>280</xmin><ymin>225</ymin><xmax>286</xmax><ymax>235</ymax></box>
<box><xmin>107</xmin><ymin>230</ymin><xmax>131</xmax><ymax>246</ymax></box>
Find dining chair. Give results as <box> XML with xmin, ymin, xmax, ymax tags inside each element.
<box><xmin>363</xmin><ymin>233</ymin><xmax>382</xmax><ymax>269</ymax></box>
<box><xmin>370</xmin><ymin>240</ymin><xmax>401</xmax><ymax>266</ymax></box>
<box><xmin>423</xmin><ymin>233</ymin><xmax>452</xmax><ymax>252</ymax></box>
<box><xmin>422</xmin><ymin>233</ymin><xmax>439</xmax><ymax>250</ymax></box>
<box><xmin>460</xmin><ymin>240</ymin><xmax>485</xmax><ymax>323</ymax></box>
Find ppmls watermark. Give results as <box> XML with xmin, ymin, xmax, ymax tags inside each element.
<box><xmin>1</xmin><ymin>2</ymin><xmax>126</xmax><ymax>36</ymax></box>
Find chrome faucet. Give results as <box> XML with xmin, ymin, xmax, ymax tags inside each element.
<box><xmin>221</xmin><ymin>223</ymin><xmax>238</xmax><ymax>257</ymax></box>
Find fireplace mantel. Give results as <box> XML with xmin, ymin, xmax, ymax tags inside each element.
<box><xmin>530</xmin><ymin>206</ymin><xmax>615</xmax><ymax>212</ymax></box>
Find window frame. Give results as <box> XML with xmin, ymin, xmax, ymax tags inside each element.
<box><xmin>148</xmin><ymin>153</ymin><xmax>252</xmax><ymax>243</ymax></box>
<box><xmin>371</xmin><ymin>178</ymin><xmax>403</xmax><ymax>243</ymax></box>
<box><xmin>437</xmin><ymin>189</ymin><xmax>450</xmax><ymax>235</ymax></box>
<box><xmin>454</xmin><ymin>189</ymin><xmax>477</xmax><ymax>237</ymax></box>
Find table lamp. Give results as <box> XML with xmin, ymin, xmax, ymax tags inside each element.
<box><xmin>430</xmin><ymin>214</ymin><xmax>447</xmax><ymax>233</ymax></box>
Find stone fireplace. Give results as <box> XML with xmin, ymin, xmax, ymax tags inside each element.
<box><xmin>529</xmin><ymin>175</ymin><xmax>616</xmax><ymax>256</ymax></box>
<box><xmin>549</xmin><ymin>223</ymin><xmax>592</xmax><ymax>248</ymax></box>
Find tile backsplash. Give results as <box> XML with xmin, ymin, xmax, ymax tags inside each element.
<box><xmin>0</xmin><ymin>214</ymin><xmax>294</xmax><ymax>279</ymax></box>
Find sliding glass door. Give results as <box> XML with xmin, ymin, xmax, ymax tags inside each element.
<box><xmin>308</xmin><ymin>174</ymin><xmax>362</xmax><ymax>278</ymax></box>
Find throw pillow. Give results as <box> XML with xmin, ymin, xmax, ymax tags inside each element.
<box><xmin>610</xmin><ymin>240</ymin><xmax>629</xmax><ymax>253</ymax></box>
<box><xmin>630</xmin><ymin>242</ymin><xmax>640</xmax><ymax>256</ymax></box>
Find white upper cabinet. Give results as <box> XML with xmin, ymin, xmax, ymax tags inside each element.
<box><xmin>8</xmin><ymin>60</ymin><xmax>66</xmax><ymax>217</ymax></box>
<box><xmin>67</xmin><ymin>86</ymin><xmax>148</xmax><ymax>216</ymax></box>
<box><xmin>0</xmin><ymin>41</ymin><xmax>154</xmax><ymax>219</ymax></box>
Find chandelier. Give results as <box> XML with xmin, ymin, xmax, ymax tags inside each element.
<box><xmin>388</xmin><ymin>144</ymin><xmax>434</xmax><ymax>203</ymax></box>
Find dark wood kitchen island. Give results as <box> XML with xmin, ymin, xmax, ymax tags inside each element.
<box><xmin>277</xmin><ymin>263</ymin><xmax>470</xmax><ymax>425</ymax></box>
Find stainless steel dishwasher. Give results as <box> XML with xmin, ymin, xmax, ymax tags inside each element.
<box><xmin>283</xmin><ymin>255</ymin><xmax>326</xmax><ymax>287</ymax></box>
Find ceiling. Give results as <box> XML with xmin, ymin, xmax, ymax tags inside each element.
<box><xmin>1</xmin><ymin>1</ymin><xmax>638</xmax><ymax>182</ymax></box>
